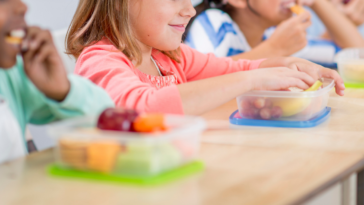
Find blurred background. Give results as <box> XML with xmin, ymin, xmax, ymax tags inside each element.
<box><xmin>23</xmin><ymin>0</ymin><xmax>78</xmax><ymax>31</ymax></box>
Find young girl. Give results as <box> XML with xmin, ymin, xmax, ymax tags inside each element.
<box><xmin>185</xmin><ymin>0</ymin><xmax>364</xmax><ymax>67</ymax></box>
<box><xmin>0</xmin><ymin>0</ymin><xmax>114</xmax><ymax>163</ymax></box>
<box><xmin>67</xmin><ymin>0</ymin><xmax>344</xmax><ymax>116</ymax></box>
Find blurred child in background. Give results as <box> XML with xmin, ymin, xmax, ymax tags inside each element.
<box><xmin>185</xmin><ymin>0</ymin><xmax>364</xmax><ymax>67</ymax></box>
<box><xmin>66</xmin><ymin>0</ymin><xmax>344</xmax><ymax>116</ymax></box>
<box><xmin>0</xmin><ymin>0</ymin><xmax>114</xmax><ymax>163</ymax></box>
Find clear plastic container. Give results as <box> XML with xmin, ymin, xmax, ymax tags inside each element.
<box><xmin>236</xmin><ymin>78</ymin><xmax>334</xmax><ymax>121</ymax></box>
<box><xmin>335</xmin><ymin>48</ymin><xmax>364</xmax><ymax>83</ymax></box>
<box><xmin>48</xmin><ymin>115</ymin><xmax>206</xmax><ymax>177</ymax></box>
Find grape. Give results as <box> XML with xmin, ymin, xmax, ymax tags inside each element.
<box><xmin>271</xmin><ymin>106</ymin><xmax>283</xmax><ymax>119</ymax></box>
<box><xmin>240</xmin><ymin>100</ymin><xmax>252</xmax><ymax>110</ymax></box>
<box><xmin>259</xmin><ymin>108</ymin><xmax>271</xmax><ymax>120</ymax></box>
<box><xmin>240</xmin><ymin>107</ymin><xmax>260</xmax><ymax>119</ymax></box>
<box><xmin>97</xmin><ymin>108</ymin><xmax>139</xmax><ymax>132</ymax></box>
<box><xmin>253</xmin><ymin>98</ymin><xmax>266</xmax><ymax>109</ymax></box>
<box><xmin>264</xmin><ymin>99</ymin><xmax>273</xmax><ymax>108</ymax></box>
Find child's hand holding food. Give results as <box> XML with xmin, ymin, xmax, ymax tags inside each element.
<box><xmin>259</xmin><ymin>57</ymin><xmax>345</xmax><ymax>96</ymax></box>
<box><xmin>266</xmin><ymin>11</ymin><xmax>312</xmax><ymax>56</ymax></box>
<box><xmin>21</xmin><ymin>27</ymin><xmax>70</xmax><ymax>101</ymax></box>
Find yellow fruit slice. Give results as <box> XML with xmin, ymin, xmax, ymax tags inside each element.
<box><xmin>290</xmin><ymin>4</ymin><xmax>305</xmax><ymax>15</ymax></box>
<box><xmin>272</xmin><ymin>80</ymin><xmax>323</xmax><ymax>117</ymax></box>
<box><xmin>305</xmin><ymin>80</ymin><xmax>323</xmax><ymax>92</ymax></box>
<box><xmin>5</xmin><ymin>36</ymin><xmax>22</xmax><ymax>45</ymax></box>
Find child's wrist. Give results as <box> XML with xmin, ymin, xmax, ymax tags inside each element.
<box><xmin>263</xmin><ymin>39</ymin><xmax>288</xmax><ymax>57</ymax></box>
<box><xmin>46</xmin><ymin>80</ymin><xmax>71</xmax><ymax>102</ymax></box>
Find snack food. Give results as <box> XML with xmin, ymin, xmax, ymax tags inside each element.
<box><xmin>342</xmin><ymin>64</ymin><xmax>364</xmax><ymax>82</ymax></box>
<box><xmin>290</xmin><ymin>4</ymin><xmax>306</xmax><ymax>15</ymax></box>
<box><xmin>238</xmin><ymin>80</ymin><xmax>324</xmax><ymax>119</ymax></box>
<box><xmin>87</xmin><ymin>142</ymin><xmax>121</xmax><ymax>173</ymax></box>
<box><xmin>115</xmin><ymin>142</ymin><xmax>181</xmax><ymax>175</ymax></box>
<box><xmin>133</xmin><ymin>114</ymin><xmax>166</xmax><ymax>132</ymax></box>
<box><xmin>59</xmin><ymin>139</ymin><xmax>89</xmax><ymax>169</ymax></box>
<box><xmin>97</xmin><ymin>108</ymin><xmax>139</xmax><ymax>132</ymax></box>
<box><xmin>5</xmin><ymin>30</ymin><xmax>25</xmax><ymax>45</ymax></box>
<box><xmin>97</xmin><ymin>108</ymin><xmax>167</xmax><ymax>133</ymax></box>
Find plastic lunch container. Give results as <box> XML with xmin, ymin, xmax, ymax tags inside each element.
<box><xmin>335</xmin><ymin>48</ymin><xmax>364</xmax><ymax>83</ymax></box>
<box><xmin>236</xmin><ymin>78</ymin><xmax>334</xmax><ymax>121</ymax></box>
<box><xmin>48</xmin><ymin>115</ymin><xmax>206</xmax><ymax>177</ymax></box>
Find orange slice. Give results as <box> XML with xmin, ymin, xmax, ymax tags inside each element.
<box><xmin>290</xmin><ymin>5</ymin><xmax>305</xmax><ymax>15</ymax></box>
<box><xmin>133</xmin><ymin>114</ymin><xmax>166</xmax><ymax>133</ymax></box>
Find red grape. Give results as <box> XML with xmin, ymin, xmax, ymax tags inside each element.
<box><xmin>97</xmin><ymin>108</ymin><xmax>139</xmax><ymax>132</ymax></box>
<box><xmin>271</xmin><ymin>106</ymin><xmax>283</xmax><ymax>119</ymax></box>
<box><xmin>259</xmin><ymin>108</ymin><xmax>271</xmax><ymax>120</ymax></box>
<box><xmin>253</xmin><ymin>98</ymin><xmax>266</xmax><ymax>109</ymax></box>
<box><xmin>264</xmin><ymin>99</ymin><xmax>273</xmax><ymax>108</ymax></box>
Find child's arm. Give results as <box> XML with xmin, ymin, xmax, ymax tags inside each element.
<box><xmin>20</xmin><ymin>27</ymin><xmax>114</xmax><ymax>123</ymax></box>
<box><xmin>331</xmin><ymin>0</ymin><xmax>364</xmax><ymax>26</ymax></box>
<box><xmin>231</xmin><ymin>12</ymin><xmax>312</xmax><ymax>60</ymax></box>
<box><xmin>308</xmin><ymin>0</ymin><xmax>364</xmax><ymax>48</ymax></box>
<box><xmin>77</xmin><ymin>44</ymin><xmax>343</xmax><ymax>115</ymax></box>
<box><xmin>181</xmin><ymin>45</ymin><xmax>344</xmax><ymax>95</ymax></box>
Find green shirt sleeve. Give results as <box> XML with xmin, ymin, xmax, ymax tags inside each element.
<box><xmin>29</xmin><ymin>74</ymin><xmax>115</xmax><ymax>124</ymax></box>
<box><xmin>12</xmin><ymin>57</ymin><xmax>114</xmax><ymax>126</ymax></box>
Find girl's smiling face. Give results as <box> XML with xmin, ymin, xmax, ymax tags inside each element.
<box><xmin>0</xmin><ymin>0</ymin><xmax>27</xmax><ymax>69</ymax></box>
<box><xmin>129</xmin><ymin>0</ymin><xmax>196</xmax><ymax>51</ymax></box>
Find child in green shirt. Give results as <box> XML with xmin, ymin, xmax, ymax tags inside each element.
<box><xmin>0</xmin><ymin>0</ymin><xmax>114</xmax><ymax>163</ymax></box>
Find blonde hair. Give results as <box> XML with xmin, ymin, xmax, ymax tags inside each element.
<box><xmin>66</xmin><ymin>0</ymin><xmax>181</xmax><ymax>65</ymax></box>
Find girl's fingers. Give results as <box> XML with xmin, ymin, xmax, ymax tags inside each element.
<box><xmin>295</xmin><ymin>11</ymin><xmax>311</xmax><ymax>22</ymax></box>
<box><xmin>284</xmin><ymin>77</ymin><xmax>310</xmax><ymax>90</ymax></box>
<box><xmin>320</xmin><ymin>68</ymin><xmax>345</xmax><ymax>96</ymax></box>
<box><xmin>31</xmin><ymin>44</ymin><xmax>53</xmax><ymax>68</ymax></box>
<box><xmin>289</xmin><ymin>69</ymin><xmax>316</xmax><ymax>85</ymax></box>
<box><xmin>301</xmin><ymin>19</ymin><xmax>312</xmax><ymax>29</ymax></box>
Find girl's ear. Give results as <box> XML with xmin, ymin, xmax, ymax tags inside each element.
<box><xmin>227</xmin><ymin>0</ymin><xmax>247</xmax><ymax>9</ymax></box>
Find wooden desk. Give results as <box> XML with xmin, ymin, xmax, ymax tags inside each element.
<box><xmin>2</xmin><ymin>89</ymin><xmax>364</xmax><ymax>205</ymax></box>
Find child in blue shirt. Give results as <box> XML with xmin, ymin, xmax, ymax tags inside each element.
<box><xmin>0</xmin><ymin>0</ymin><xmax>114</xmax><ymax>163</ymax></box>
<box><xmin>185</xmin><ymin>0</ymin><xmax>364</xmax><ymax>68</ymax></box>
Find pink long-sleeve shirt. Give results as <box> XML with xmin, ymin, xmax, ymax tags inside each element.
<box><xmin>75</xmin><ymin>39</ymin><xmax>264</xmax><ymax>114</ymax></box>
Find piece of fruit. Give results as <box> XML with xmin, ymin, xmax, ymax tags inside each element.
<box><xmin>240</xmin><ymin>100</ymin><xmax>252</xmax><ymax>110</ymax></box>
<box><xmin>87</xmin><ymin>142</ymin><xmax>120</xmax><ymax>173</ymax></box>
<box><xmin>133</xmin><ymin>114</ymin><xmax>166</xmax><ymax>133</ymax></box>
<box><xmin>305</xmin><ymin>80</ymin><xmax>323</xmax><ymax>92</ymax></box>
<box><xmin>240</xmin><ymin>107</ymin><xmax>260</xmax><ymax>119</ymax></box>
<box><xmin>59</xmin><ymin>139</ymin><xmax>89</xmax><ymax>170</ymax></box>
<box><xmin>115</xmin><ymin>142</ymin><xmax>181</xmax><ymax>176</ymax></box>
<box><xmin>272</xmin><ymin>98</ymin><xmax>311</xmax><ymax>117</ymax></box>
<box><xmin>97</xmin><ymin>108</ymin><xmax>139</xmax><ymax>132</ymax></box>
<box><xmin>290</xmin><ymin>4</ymin><xmax>305</xmax><ymax>15</ymax></box>
<box><xmin>5</xmin><ymin>29</ymin><xmax>25</xmax><ymax>45</ymax></box>
<box><xmin>253</xmin><ymin>98</ymin><xmax>266</xmax><ymax>109</ymax></box>
<box><xmin>259</xmin><ymin>108</ymin><xmax>271</xmax><ymax>120</ymax></box>
<box><xmin>271</xmin><ymin>106</ymin><xmax>283</xmax><ymax>119</ymax></box>
<box><xmin>264</xmin><ymin>99</ymin><xmax>273</xmax><ymax>108</ymax></box>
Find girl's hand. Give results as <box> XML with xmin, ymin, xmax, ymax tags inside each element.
<box><xmin>246</xmin><ymin>67</ymin><xmax>315</xmax><ymax>91</ymax></box>
<box><xmin>260</xmin><ymin>57</ymin><xmax>345</xmax><ymax>96</ymax></box>
<box><xmin>331</xmin><ymin>0</ymin><xmax>364</xmax><ymax>26</ymax></box>
<box><xmin>22</xmin><ymin>27</ymin><xmax>70</xmax><ymax>101</ymax></box>
<box><xmin>266</xmin><ymin>11</ymin><xmax>312</xmax><ymax>56</ymax></box>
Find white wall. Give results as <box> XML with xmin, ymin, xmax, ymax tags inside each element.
<box><xmin>22</xmin><ymin>0</ymin><xmax>79</xmax><ymax>30</ymax></box>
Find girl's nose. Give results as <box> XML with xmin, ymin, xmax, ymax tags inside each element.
<box><xmin>180</xmin><ymin>0</ymin><xmax>197</xmax><ymax>18</ymax></box>
<box><xmin>14</xmin><ymin>0</ymin><xmax>28</xmax><ymax>16</ymax></box>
